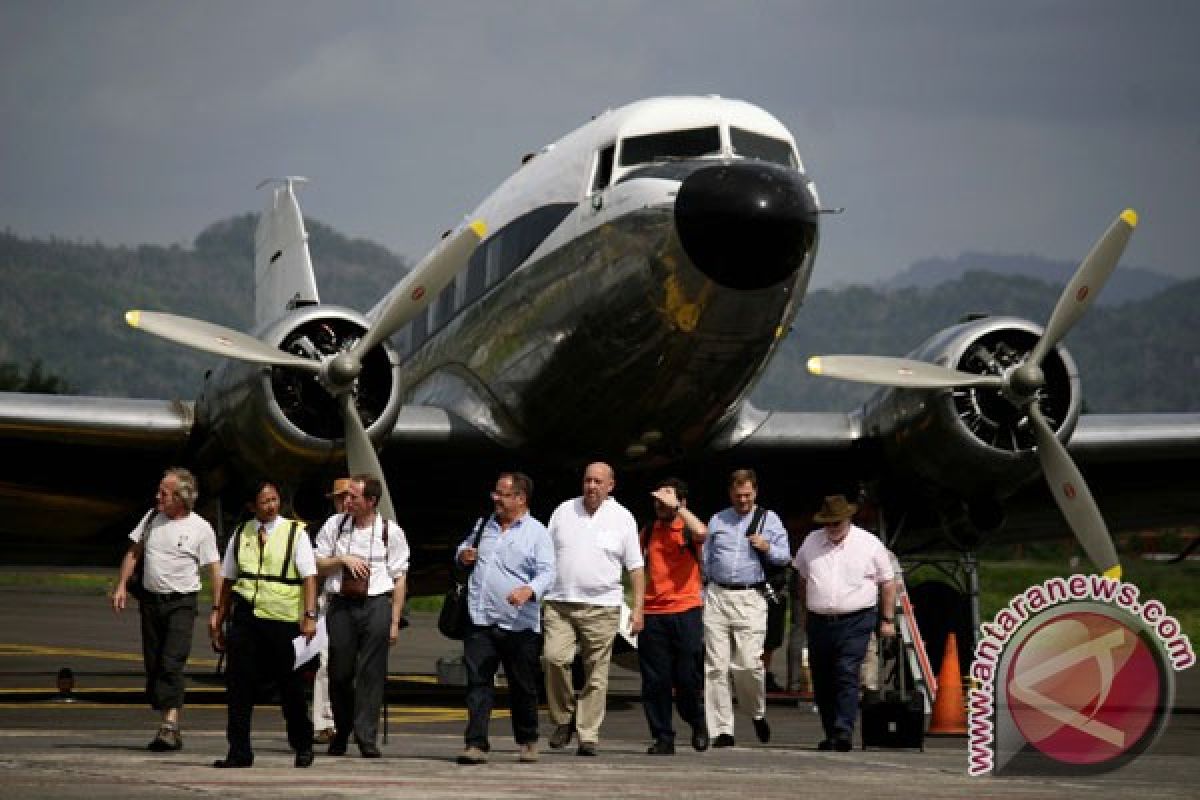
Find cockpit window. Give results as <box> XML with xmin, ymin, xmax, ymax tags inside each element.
<box><xmin>618</xmin><ymin>126</ymin><xmax>721</xmax><ymax>167</ymax></box>
<box><xmin>591</xmin><ymin>144</ymin><xmax>615</xmax><ymax>192</ymax></box>
<box><xmin>730</xmin><ymin>127</ymin><xmax>796</xmax><ymax>168</ymax></box>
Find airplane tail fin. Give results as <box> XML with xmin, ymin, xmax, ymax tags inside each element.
<box><xmin>254</xmin><ymin>177</ymin><xmax>320</xmax><ymax>326</ymax></box>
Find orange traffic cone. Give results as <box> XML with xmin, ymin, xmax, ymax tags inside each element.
<box><xmin>927</xmin><ymin>632</ymin><xmax>967</xmax><ymax>735</ymax></box>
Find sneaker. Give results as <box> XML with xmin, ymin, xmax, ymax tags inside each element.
<box><xmin>148</xmin><ymin>725</ymin><xmax>182</xmax><ymax>752</ymax></box>
<box><xmin>518</xmin><ymin>742</ymin><xmax>539</xmax><ymax>763</ymax></box>
<box><xmin>548</xmin><ymin>723</ymin><xmax>575</xmax><ymax>749</ymax></box>
<box><xmin>457</xmin><ymin>746</ymin><xmax>488</xmax><ymax>765</ymax></box>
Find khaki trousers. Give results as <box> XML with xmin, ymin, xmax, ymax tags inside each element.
<box><xmin>703</xmin><ymin>585</ymin><xmax>767</xmax><ymax>737</ymax></box>
<box><xmin>542</xmin><ymin>601</ymin><xmax>621</xmax><ymax>744</ymax></box>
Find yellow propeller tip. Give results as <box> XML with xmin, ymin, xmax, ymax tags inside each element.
<box><xmin>468</xmin><ymin>219</ymin><xmax>488</xmax><ymax>239</ymax></box>
<box><xmin>125</xmin><ymin>310</ymin><xmax>141</xmax><ymax>328</ymax></box>
<box><xmin>1120</xmin><ymin>209</ymin><xmax>1138</xmax><ymax>227</ymax></box>
<box><xmin>806</xmin><ymin>356</ymin><xmax>823</xmax><ymax>376</ymax></box>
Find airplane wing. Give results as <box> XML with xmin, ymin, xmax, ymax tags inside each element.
<box><xmin>722</xmin><ymin>406</ymin><xmax>1200</xmax><ymax>554</ymax></box>
<box><xmin>0</xmin><ymin>393</ymin><xmax>194</xmax><ymax>552</ymax></box>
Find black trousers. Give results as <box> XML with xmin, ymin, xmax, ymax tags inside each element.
<box><xmin>327</xmin><ymin>593</ymin><xmax>392</xmax><ymax>746</ymax></box>
<box><xmin>138</xmin><ymin>592</ymin><xmax>197</xmax><ymax>712</ymax></box>
<box><xmin>224</xmin><ymin>599</ymin><xmax>312</xmax><ymax>760</ymax></box>
<box><xmin>637</xmin><ymin>607</ymin><xmax>705</xmax><ymax>743</ymax></box>
<box><xmin>463</xmin><ymin>623</ymin><xmax>542</xmax><ymax>749</ymax></box>
<box><xmin>807</xmin><ymin>608</ymin><xmax>877</xmax><ymax>740</ymax></box>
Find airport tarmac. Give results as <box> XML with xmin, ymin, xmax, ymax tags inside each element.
<box><xmin>1</xmin><ymin>587</ymin><xmax>1197</xmax><ymax>799</ymax></box>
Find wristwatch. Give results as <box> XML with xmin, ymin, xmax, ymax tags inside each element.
<box><xmin>304</xmin><ymin>610</ymin><xmax>318</xmax><ymax>620</ymax></box>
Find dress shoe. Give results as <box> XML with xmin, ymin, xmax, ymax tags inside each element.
<box><xmin>691</xmin><ymin>725</ymin><xmax>709</xmax><ymax>752</ymax></box>
<box><xmin>457</xmin><ymin>745</ymin><xmax>488</xmax><ymax>765</ymax></box>
<box><xmin>313</xmin><ymin>727</ymin><xmax>336</xmax><ymax>745</ymax></box>
<box><xmin>834</xmin><ymin>737</ymin><xmax>853</xmax><ymax>752</ymax></box>
<box><xmin>576</xmin><ymin>741</ymin><xmax>598</xmax><ymax>756</ymax></box>
<box><xmin>817</xmin><ymin>739</ymin><xmax>835</xmax><ymax>752</ymax></box>
<box><xmin>327</xmin><ymin>737</ymin><xmax>348</xmax><ymax>756</ymax></box>
<box><xmin>147</xmin><ymin>726</ymin><xmax>182</xmax><ymax>752</ymax></box>
<box><xmin>213</xmin><ymin>755</ymin><xmax>253</xmax><ymax>768</ymax></box>
<box><xmin>646</xmin><ymin>739</ymin><xmax>675</xmax><ymax>755</ymax></box>
<box><xmin>294</xmin><ymin>751</ymin><xmax>314</xmax><ymax>768</ymax></box>
<box><xmin>752</xmin><ymin>716</ymin><xmax>771</xmax><ymax>744</ymax></box>
<box><xmin>358</xmin><ymin>741</ymin><xmax>382</xmax><ymax>759</ymax></box>
<box><xmin>548</xmin><ymin>723</ymin><xmax>575</xmax><ymax>749</ymax></box>
<box><xmin>711</xmin><ymin>733</ymin><xmax>735</xmax><ymax>748</ymax></box>
<box><xmin>518</xmin><ymin>742</ymin><xmax>538</xmax><ymax>763</ymax></box>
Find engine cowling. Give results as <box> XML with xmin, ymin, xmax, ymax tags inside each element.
<box><xmin>194</xmin><ymin>305</ymin><xmax>401</xmax><ymax>486</ymax></box>
<box><xmin>860</xmin><ymin>315</ymin><xmax>1081</xmax><ymax>502</ymax></box>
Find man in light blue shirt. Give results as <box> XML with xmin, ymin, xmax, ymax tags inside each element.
<box><xmin>702</xmin><ymin>468</ymin><xmax>790</xmax><ymax>748</ymax></box>
<box><xmin>454</xmin><ymin>471</ymin><xmax>555</xmax><ymax>765</ymax></box>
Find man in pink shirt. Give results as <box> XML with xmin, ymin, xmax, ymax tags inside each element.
<box><xmin>792</xmin><ymin>495</ymin><xmax>895</xmax><ymax>752</ymax></box>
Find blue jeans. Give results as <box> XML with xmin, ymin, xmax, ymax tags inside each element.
<box><xmin>463</xmin><ymin>624</ymin><xmax>542</xmax><ymax>749</ymax></box>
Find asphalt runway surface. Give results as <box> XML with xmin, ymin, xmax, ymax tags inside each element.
<box><xmin>2</xmin><ymin>589</ymin><xmax>1197</xmax><ymax>798</ymax></box>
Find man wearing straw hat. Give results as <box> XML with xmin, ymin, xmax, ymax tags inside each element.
<box><xmin>792</xmin><ymin>494</ymin><xmax>895</xmax><ymax>752</ymax></box>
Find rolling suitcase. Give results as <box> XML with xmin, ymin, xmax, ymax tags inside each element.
<box><xmin>861</xmin><ymin>635</ymin><xmax>925</xmax><ymax>751</ymax></box>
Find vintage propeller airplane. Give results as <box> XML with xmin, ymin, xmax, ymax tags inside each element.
<box><xmin>1</xmin><ymin>96</ymin><xmax>1197</xmax><ymax>596</ymax></box>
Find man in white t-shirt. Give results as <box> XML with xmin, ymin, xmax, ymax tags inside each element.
<box><xmin>112</xmin><ymin>467</ymin><xmax>220</xmax><ymax>753</ymax></box>
<box><xmin>542</xmin><ymin>462</ymin><xmax>644</xmax><ymax>757</ymax></box>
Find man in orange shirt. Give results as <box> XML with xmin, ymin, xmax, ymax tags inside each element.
<box><xmin>638</xmin><ymin>478</ymin><xmax>710</xmax><ymax>755</ymax></box>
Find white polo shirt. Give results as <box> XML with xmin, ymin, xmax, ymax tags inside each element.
<box><xmin>544</xmin><ymin>496</ymin><xmax>642</xmax><ymax>607</ymax></box>
<box><xmin>792</xmin><ymin>524</ymin><xmax>894</xmax><ymax>615</ymax></box>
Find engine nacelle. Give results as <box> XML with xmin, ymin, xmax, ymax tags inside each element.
<box><xmin>194</xmin><ymin>305</ymin><xmax>401</xmax><ymax>487</ymax></box>
<box><xmin>860</xmin><ymin>315</ymin><xmax>1081</xmax><ymax>502</ymax></box>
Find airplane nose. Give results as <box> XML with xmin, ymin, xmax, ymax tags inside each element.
<box><xmin>675</xmin><ymin>162</ymin><xmax>817</xmax><ymax>290</ymax></box>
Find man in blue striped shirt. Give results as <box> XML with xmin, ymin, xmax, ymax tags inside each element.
<box><xmin>454</xmin><ymin>472</ymin><xmax>555</xmax><ymax>765</ymax></box>
<box><xmin>702</xmin><ymin>468</ymin><xmax>791</xmax><ymax>747</ymax></box>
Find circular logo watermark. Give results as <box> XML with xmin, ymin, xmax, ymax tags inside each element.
<box><xmin>968</xmin><ymin>574</ymin><xmax>1192</xmax><ymax>777</ymax></box>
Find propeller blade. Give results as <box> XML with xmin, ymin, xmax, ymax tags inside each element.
<box><xmin>1028</xmin><ymin>404</ymin><xmax>1121</xmax><ymax>578</ymax></box>
<box><xmin>337</xmin><ymin>392</ymin><xmax>396</xmax><ymax>521</ymax></box>
<box><xmin>125</xmin><ymin>310</ymin><xmax>319</xmax><ymax>371</ymax></box>
<box><xmin>806</xmin><ymin>355</ymin><xmax>1005</xmax><ymax>390</ymax></box>
<box><xmin>1029</xmin><ymin>209</ymin><xmax>1137</xmax><ymax>366</ymax></box>
<box><xmin>352</xmin><ymin>220</ymin><xmax>486</xmax><ymax>359</ymax></box>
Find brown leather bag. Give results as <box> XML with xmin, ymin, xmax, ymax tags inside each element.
<box><xmin>337</xmin><ymin>517</ymin><xmax>388</xmax><ymax>600</ymax></box>
<box><xmin>339</xmin><ymin>567</ymin><xmax>369</xmax><ymax>599</ymax></box>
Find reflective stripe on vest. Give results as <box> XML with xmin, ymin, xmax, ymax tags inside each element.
<box><xmin>233</xmin><ymin>518</ymin><xmax>304</xmax><ymax>621</ymax></box>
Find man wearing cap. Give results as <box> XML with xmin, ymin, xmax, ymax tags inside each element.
<box><xmin>792</xmin><ymin>494</ymin><xmax>896</xmax><ymax>752</ymax></box>
<box><xmin>312</xmin><ymin>478</ymin><xmax>351</xmax><ymax>745</ymax></box>
<box><xmin>702</xmin><ymin>468</ymin><xmax>790</xmax><ymax>748</ymax></box>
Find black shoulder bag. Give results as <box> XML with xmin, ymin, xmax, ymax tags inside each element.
<box><xmin>127</xmin><ymin>511</ymin><xmax>159</xmax><ymax>602</ymax></box>
<box><xmin>437</xmin><ymin>516</ymin><xmax>489</xmax><ymax>640</ymax></box>
<box><xmin>746</xmin><ymin>507</ymin><xmax>787</xmax><ymax>606</ymax></box>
